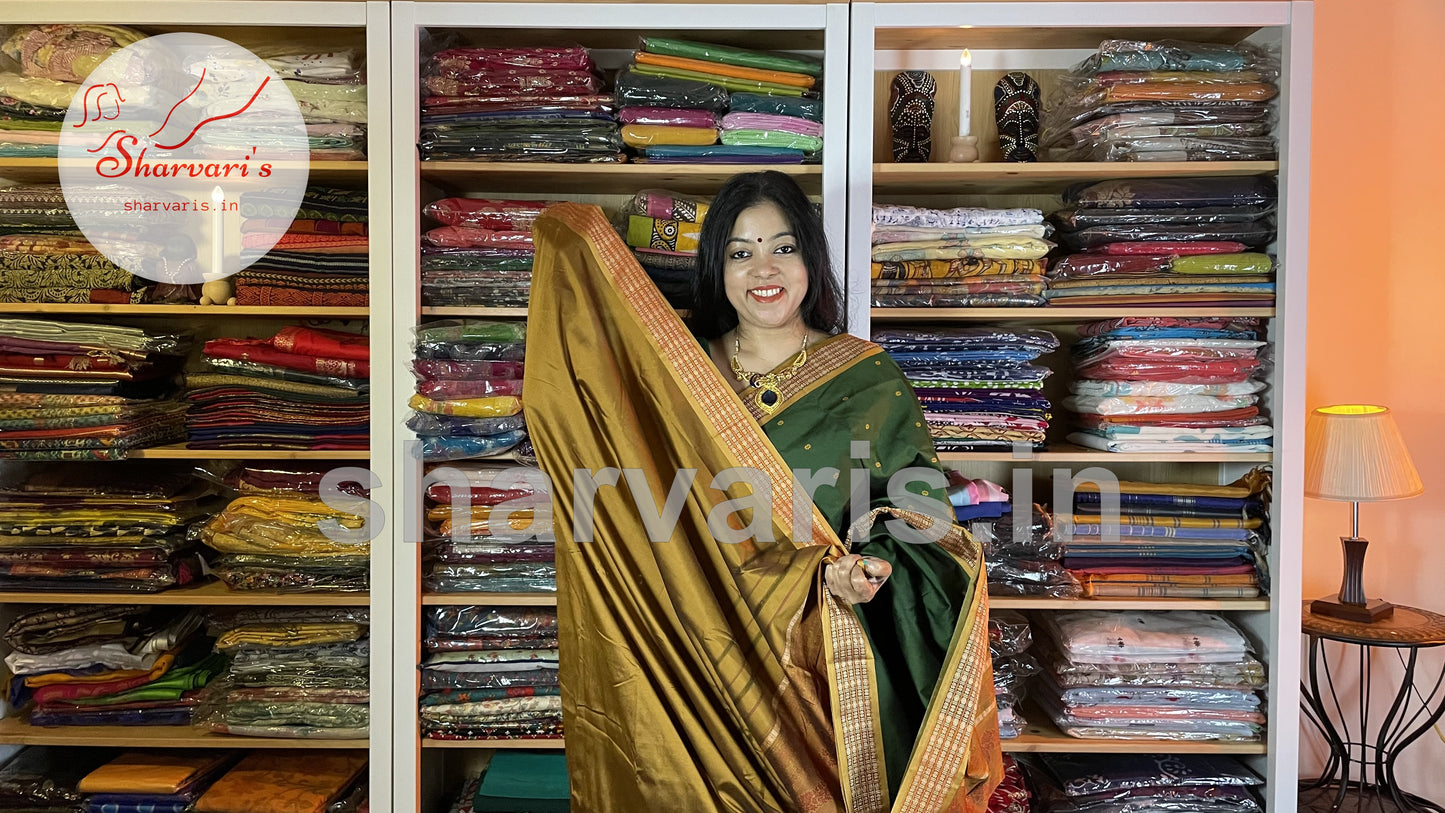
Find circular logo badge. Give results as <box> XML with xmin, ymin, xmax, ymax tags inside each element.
<box><xmin>58</xmin><ymin>33</ymin><xmax>309</xmax><ymax>286</ymax></box>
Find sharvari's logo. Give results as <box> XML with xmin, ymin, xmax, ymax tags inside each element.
<box><xmin>59</xmin><ymin>33</ymin><xmax>310</xmax><ymax>286</ymax></box>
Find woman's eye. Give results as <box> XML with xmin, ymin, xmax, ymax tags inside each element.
<box><xmin>776</xmin><ymin>245</ymin><xmax>796</xmax><ymax>254</ymax></box>
<box><xmin>729</xmin><ymin>250</ymin><xmax>751</xmax><ymax>261</ymax></box>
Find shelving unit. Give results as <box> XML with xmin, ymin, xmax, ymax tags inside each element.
<box><xmin>0</xmin><ymin>1</ymin><xmax>394</xmax><ymax>805</ymax></box>
<box><xmin>389</xmin><ymin>3</ymin><xmax>848</xmax><ymax>810</ymax></box>
<box><xmin>850</xmin><ymin>2</ymin><xmax>1312</xmax><ymax>809</ymax></box>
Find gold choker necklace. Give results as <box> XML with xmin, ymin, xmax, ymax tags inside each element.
<box><xmin>730</xmin><ymin>334</ymin><xmax>808</xmax><ymax>415</ymax></box>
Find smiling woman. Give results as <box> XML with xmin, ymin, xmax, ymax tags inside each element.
<box><xmin>524</xmin><ymin>171</ymin><xmax>1003</xmax><ymax>812</ymax></box>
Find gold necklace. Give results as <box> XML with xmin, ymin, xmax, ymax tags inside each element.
<box><xmin>730</xmin><ymin>333</ymin><xmax>809</xmax><ymax>415</ymax></box>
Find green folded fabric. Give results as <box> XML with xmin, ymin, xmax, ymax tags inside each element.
<box><xmin>641</xmin><ymin>36</ymin><xmax>822</xmax><ymax>77</ymax></box>
<box><xmin>630</xmin><ymin>64</ymin><xmax>806</xmax><ymax>97</ymax></box>
<box><xmin>720</xmin><ymin>129</ymin><xmax>823</xmax><ymax>152</ymax></box>
<box><xmin>729</xmin><ymin>92</ymin><xmax>823</xmax><ymax>122</ymax></box>
<box><xmin>1170</xmin><ymin>252</ymin><xmax>1274</xmax><ymax>275</ymax></box>
<box><xmin>474</xmin><ymin>752</ymin><xmax>570</xmax><ymax>813</ymax></box>
<box><xmin>64</xmin><ymin>654</ymin><xmax>226</xmax><ymax>706</ymax></box>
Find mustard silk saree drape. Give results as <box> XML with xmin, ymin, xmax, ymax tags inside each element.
<box><xmin>525</xmin><ymin>203</ymin><xmax>1000</xmax><ymax>813</ymax></box>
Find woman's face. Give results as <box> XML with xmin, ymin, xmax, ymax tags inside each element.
<box><xmin>723</xmin><ymin>201</ymin><xmax>809</xmax><ymax>334</ymax></box>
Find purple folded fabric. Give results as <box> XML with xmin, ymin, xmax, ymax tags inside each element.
<box><xmin>720</xmin><ymin>111</ymin><xmax>823</xmax><ymax>137</ymax></box>
<box><xmin>619</xmin><ymin>106</ymin><xmax>719</xmax><ymax>128</ymax></box>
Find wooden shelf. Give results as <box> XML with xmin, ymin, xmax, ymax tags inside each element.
<box><xmin>938</xmin><ymin>443</ymin><xmax>1273</xmax><ymax>464</ymax></box>
<box><xmin>419</xmin><ymin>162</ymin><xmax>822</xmax><ymax>195</ymax></box>
<box><xmin>1001</xmin><ymin>714</ymin><xmax>1267</xmax><ymax>755</ymax></box>
<box><xmin>0</xmin><ymin>718</ymin><xmax>367</xmax><ymax>749</ymax></box>
<box><xmin>991</xmin><ymin>597</ymin><xmax>1270</xmax><ymax>612</ymax></box>
<box><xmin>872</xmin><ymin>161</ymin><xmax>1279</xmax><ymax>195</ymax></box>
<box><xmin>872</xmin><ymin>25</ymin><xmax>1262</xmax><ymax>52</ymax></box>
<box><xmin>872</xmin><ymin>307</ymin><xmax>1276</xmax><ymax>322</ymax></box>
<box><xmin>422</xmin><ymin>592</ymin><xmax>557</xmax><ymax>606</ymax></box>
<box><xmin>130</xmin><ymin>446</ymin><xmax>370</xmax><ymax>460</ymax></box>
<box><xmin>0</xmin><ymin>158</ymin><xmax>368</xmax><ymax>185</ymax></box>
<box><xmin>421</xmin><ymin>738</ymin><xmax>565</xmax><ymax>749</ymax></box>
<box><xmin>0</xmin><ymin>304</ymin><xmax>370</xmax><ymax>318</ymax></box>
<box><xmin>0</xmin><ymin>581</ymin><xmax>368</xmax><ymax>606</ymax></box>
<box><xmin>421</xmin><ymin>307</ymin><xmax>529</xmax><ymax>318</ymax></box>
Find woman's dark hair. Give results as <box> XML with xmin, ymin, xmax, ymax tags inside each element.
<box><xmin>690</xmin><ymin>171</ymin><xmax>846</xmax><ymax>339</ymax></box>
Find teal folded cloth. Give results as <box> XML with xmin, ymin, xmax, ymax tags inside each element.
<box><xmin>474</xmin><ymin>751</ymin><xmax>569</xmax><ymax>812</ymax></box>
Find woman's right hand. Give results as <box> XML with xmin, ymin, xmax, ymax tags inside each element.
<box><xmin>825</xmin><ymin>553</ymin><xmax>892</xmax><ymax>605</ymax></box>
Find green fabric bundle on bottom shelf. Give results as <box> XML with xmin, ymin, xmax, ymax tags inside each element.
<box><xmin>474</xmin><ymin>751</ymin><xmax>569</xmax><ymax>812</ymax></box>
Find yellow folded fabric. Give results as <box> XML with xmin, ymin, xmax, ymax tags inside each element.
<box><xmin>214</xmin><ymin>622</ymin><xmax>366</xmax><ymax>650</ymax></box>
<box><xmin>196</xmin><ymin>751</ymin><xmax>368</xmax><ymax>813</ymax></box>
<box><xmin>621</xmin><ymin>124</ymin><xmax>719</xmax><ymax>148</ymax></box>
<box><xmin>409</xmin><ymin>394</ymin><xmax>524</xmax><ymax>418</ymax></box>
<box><xmin>634</xmin><ymin>51</ymin><xmax>815</xmax><ymax>89</ymax></box>
<box><xmin>79</xmin><ymin>752</ymin><xmax>234</xmax><ymax>794</ymax></box>
<box><xmin>870</xmin><ymin>259</ymin><xmax>1046</xmax><ymax>280</ymax></box>
<box><xmin>1073</xmin><ymin>480</ymin><xmax>1252</xmax><ymax>498</ymax></box>
<box><xmin>1067</xmin><ymin>514</ymin><xmax>1263</xmax><ymax>530</ymax></box>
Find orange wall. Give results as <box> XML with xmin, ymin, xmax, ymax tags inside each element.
<box><xmin>1305</xmin><ymin>0</ymin><xmax>1445</xmax><ymax>796</ymax></box>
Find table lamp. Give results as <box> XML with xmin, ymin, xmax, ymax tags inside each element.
<box><xmin>1304</xmin><ymin>405</ymin><xmax>1423</xmax><ymax>622</ymax></box>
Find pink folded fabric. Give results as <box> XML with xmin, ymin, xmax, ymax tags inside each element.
<box><xmin>618</xmin><ymin>107</ymin><xmax>719</xmax><ymax>128</ymax></box>
<box><xmin>720</xmin><ymin>112</ymin><xmax>822</xmax><ymax>137</ymax></box>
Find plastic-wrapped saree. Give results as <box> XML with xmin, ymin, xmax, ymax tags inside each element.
<box><xmin>525</xmin><ymin>203</ymin><xmax>1001</xmax><ymax>813</ymax></box>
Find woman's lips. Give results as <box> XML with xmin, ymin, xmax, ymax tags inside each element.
<box><xmin>748</xmin><ymin>286</ymin><xmax>784</xmax><ymax>304</ymax></box>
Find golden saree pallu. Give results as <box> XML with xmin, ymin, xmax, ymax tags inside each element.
<box><xmin>526</xmin><ymin>203</ymin><xmax>1001</xmax><ymax>813</ymax></box>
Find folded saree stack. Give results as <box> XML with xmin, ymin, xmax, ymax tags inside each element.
<box><xmin>1023</xmin><ymin>753</ymin><xmax>1264</xmax><ymax>813</ymax></box>
<box><xmin>76</xmin><ymin>751</ymin><xmax>238</xmax><ymax>813</ymax></box>
<box><xmin>620</xmin><ymin>188</ymin><xmax>709</xmax><ymax>307</ymax></box>
<box><xmin>236</xmin><ymin>187</ymin><xmax>370</xmax><ymax>306</ymax></box>
<box><xmin>199</xmin><ymin>608</ymin><xmax>370</xmax><ymax>739</ymax></box>
<box><xmin>198</xmin><ymin>487</ymin><xmax>371</xmax><ymax>592</ymax></box>
<box><xmin>424</xmin><ymin>462</ymin><xmax>555</xmax><ymax>594</ymax></box>
<box><xmin>420</xmin><ymin>606</ymin><xmax>563</xmax><ymax>740</ymax></box>
<box><xmin>1063</xmin><ymin>469</ymin><xmax>1271</xmax><ymax>598</ymax></box>
<box><xmin>619</xmin><ymin>37</ymin><xmax>823</xmax><ymax>164</ymax></box>
<box><xmin>1045</xmin><ymin>177</ymin><xmax>1277</xmax><ymax>306</ymax></box>
<box><xmin>1034</xmin><ymin>610</ymin><xmax>1267</xmax><ymax>741</ymax></box>
<box><xmin>0</xmin><ymin>464</ymin><xmax>214</xmax><ymax>592</ymax></box>
<box><xmin>972</xmin><ymin>504</ymin><xmax>1082</xmax><ymax>598</ymax></box>
<box><xmin>875</xmin><ymin>326</ymin><xmax>1058</xmax><ymax>450</ymax></box>
<box><xmin>253</xmin><ymin>43</ymin><xmax>367</xmax><ymax>160</ymax></box>
<box><xmin>1042</xmin><ymin>39</ymin><xmax>1279</xmax><ymax>162</ymax></box>
<box><xmin>989</xmin><ymin>609</ymin><xmax>1037</xmax><ymax>739</ymax></box>
<box><xmin>187</xmin><ymin>325</ymin><xmax>369</xmax><ymax>451</ymax></box>
<box><xmin>409</xmin><ymin>320</ymin><xmax>527</xmax><ymax>463</ymax></box>
<box><xmin>4</xmin><ymin>606</ymin><xmax>219</xmax><ymax>727</ymax></box>
<box><xmin>422</xmin><ymin>198</ymin><xmax>557</xmax><ymax>307</ymax></box>
<box><xmin>1065</xmin><ymin>316</ymin><xmax>1272</xmax><ymax>453</ymax></box>
<box><xmin>0</xmin><ymin>185</ymin><xmax>155</xmax><ymax>304</ymax></box>
<box><xmin>193</xmin><ymin>751</ymin><xmax>368</xmax><ymax>813</ymax></box>
<box><xmin>871</xmin><ymin>204</ymin><xmax>1052</xmax><ymax>307</ymax></box>
<box><xmin>0</xmin><ymin>25</ymin><xmax>145</xmax><ymax>158</ymax></box>
<box><xmin>419</xmin><ymin>46</ymin><xmax>622</xmax><ymax>163</ymax></box>
<box><xmin>0</xmin><ymin>318</ymin><xmax>188</xmax><ymax>459</ymax></box>
<box><xmin>0</xmin><ymin>747</ymin><xmax>117</xmax><ymax>811</ymax></box>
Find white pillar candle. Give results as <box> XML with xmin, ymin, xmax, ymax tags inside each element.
<box><xmin>959</xmin><ymin>49</ymin><xmax>972</xmax><ymax>138</ymax></box>
<box><xmin>211</xmin><ymin>185</ymin><xmax>225</xmax><ymax>277</ymax></box>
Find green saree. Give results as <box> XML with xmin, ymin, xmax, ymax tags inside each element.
<box><xmin>525</xmin><ymin>204</ymin><xmax>1000</xmax><ymax>813</ymax></box>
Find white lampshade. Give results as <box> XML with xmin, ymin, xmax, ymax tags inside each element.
<box><xmin>1304</xmin><ymin>405</ymin><xmax>1424</xmax><ymax>502</ymax></box>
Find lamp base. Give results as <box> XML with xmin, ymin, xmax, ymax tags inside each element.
<box><xmin>1311</xmin><ymin>595</ymin><xmax>1395</xmax><ymax>623</ymax></box>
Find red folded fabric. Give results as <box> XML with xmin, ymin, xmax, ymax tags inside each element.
<box><xmin>203</xmin><ymin>339</ymin><xmax>369</xmax><ymax>379</ymax></box>
<box><xmin>271</xmin><ymin>326</ymin><xmax>369</xmax><ymax>362</ymax></box>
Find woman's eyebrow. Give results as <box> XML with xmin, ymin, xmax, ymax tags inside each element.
<box><xmin>726</xmin><ymin>231</ymin><xmax>795</xmax><ymax>245</ymax></box>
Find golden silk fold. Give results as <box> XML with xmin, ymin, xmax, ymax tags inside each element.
<box><xmin>525</xmin><ymin>203</ymin><xmax>1000</xmax><ymax>813</ymax></box>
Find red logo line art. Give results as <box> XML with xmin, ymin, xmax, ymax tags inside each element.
<box><xmin>72</xmin><ymin>83</ymin><xmax>126</xmax><ymax>127</ymax></box>
<box><xmin>148</xmin><ymin>68</ymin><xmax>208</xmax><ymax>139</ymax></box>
<box><xmin>152</xmin><ymin>75</ymin><xmax>271</xmax><ymax>151</ymax></box>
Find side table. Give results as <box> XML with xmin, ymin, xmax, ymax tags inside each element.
<box><xmin>1300</xmin><ymin>601</ymin><xmax>1445</xmax><ymax>813</ymax></box>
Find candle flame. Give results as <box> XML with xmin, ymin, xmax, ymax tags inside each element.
<box><xmin>961</xmin><ymin>49</ymin><xmax>972</xmax><ymax>67</ymax></box>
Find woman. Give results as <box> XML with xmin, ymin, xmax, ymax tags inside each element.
<box><xmin>525</xmin><ymin>172</ymin><xmax>1000</xmax><ymax>813</ymax></box>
